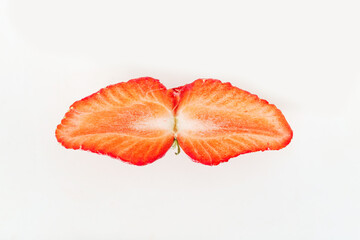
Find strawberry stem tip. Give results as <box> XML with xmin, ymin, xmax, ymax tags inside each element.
<box><xmin>172</xmin><ymin>138</ymin><xmax>181</xmax><ymax>155</ymax></box>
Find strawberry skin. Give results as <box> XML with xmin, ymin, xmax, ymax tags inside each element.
<box><xmin>175</xmin><ymin>79</ymin><xmax>293</xmax><ymax>165</ymax></box>
<box><xmin>56</xmin><ymin>77</ymin><xmax>176</xmax><ymax>166</ymax></box>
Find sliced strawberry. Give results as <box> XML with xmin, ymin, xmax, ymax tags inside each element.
<box><xmin>56</xmin><ymin>77</ymin><xmax>176</xmax><ymax>166</ymax></box>
<box><xmin>175</xmin><ymin>79</ymin><xmax>293</xmax><ymax>165</ymax></box>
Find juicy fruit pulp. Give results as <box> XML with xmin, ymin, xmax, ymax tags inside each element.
<box><xmin>56</xmin><ymin>78</ymin><xmax>175</xmax><ymax>166</ymax></box>
<box><xmin>175</xmin><ymin>79</ymin><xmax>292</xmax><ymax>165</ymax></box>
<box><xmin>56</xmin><ymin>77</ymin><xmax>293</xmax><ymax>165</ymax></box>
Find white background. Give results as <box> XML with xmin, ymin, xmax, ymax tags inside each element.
<box><xmin>1</xmin><ymin>0</ymin><xmax>359</xmax><ymax>239</ymax></box>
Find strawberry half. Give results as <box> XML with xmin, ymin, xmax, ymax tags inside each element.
<box><xmin>56</xmin><ymin>77</ymin><xmax>176</xmax><ymax>166</ymax></box>
<box><xmin>175</xmin><ymin>79</ymin><xmax>293</xmax><ymax>165</ymax></box>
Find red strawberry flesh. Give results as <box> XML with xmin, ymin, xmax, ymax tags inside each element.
<box><xmin>56</xmin><ymin>77</ymin><xmax>176</xmax><ymax>166</ymax></box>
<box><xmin>175</xmin><ymin>79</ymin><xmax>293</xmax><ymax>165</ymax></box>
<box><xmin>56</xmin><ymin>77</ymin><xmax>292</xmax><ymax>166</ymax></box>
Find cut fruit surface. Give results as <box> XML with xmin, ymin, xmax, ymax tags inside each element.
<box><xmin>56</xmin><ymin>77</ymin><xmax>293</xmax><ymax>166</ymax></box>
<box><xmin>55</xmin><ymin>77</ymin><xmax>176</xmax><ymax>165</ymax></box>
<box><xmin>175</xmin><ymin>79</ymin><xmax>293</xmax><ymax>165</ymax></box>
